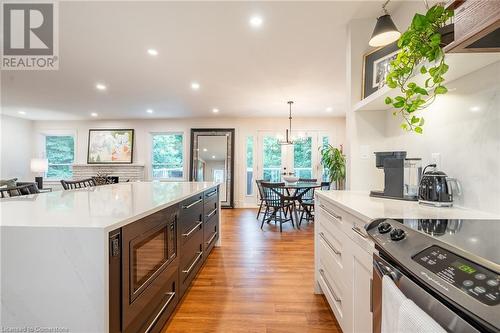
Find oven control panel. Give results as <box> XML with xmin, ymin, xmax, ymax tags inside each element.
<box><xmin>413</xmin><ymin>246</ymin><xmax>500</xmax><ymax>306</ymax></box>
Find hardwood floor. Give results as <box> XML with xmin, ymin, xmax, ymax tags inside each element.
<box><xmin>162</xmin><ymin>208</ymin><xmax>342</xmax><ymax>333</ymax></box>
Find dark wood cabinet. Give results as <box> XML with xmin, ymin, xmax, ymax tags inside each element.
<box><xmin>109</xmin><ymin>185</ymin><xmax>219</xmax><ymax>333</ymax></box>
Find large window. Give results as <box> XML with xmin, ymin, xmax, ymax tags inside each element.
<box><xmin>322</xmin><ymin>136</ymin><xmax>330</xmax><ymax>182</ymax></box>
<box><xmin>293</xmin><ymin>137</ymin><xmax>312</xmax><ymax>179</ymax></box>
<box><xmin>45</xmin><ymin>135</ymin><xmax>75</xmax><ymax>179</ymax></box>
<box><xmin>152</xmin><ymin>133</ymin><xmax>184</xmax><ymax>180</ymax></box>
<box><xmin>262</xmin><ymin>136</ymin><xmax>282</xmax><ymax>182</ymax></box>
<box><xmin>246</xmin><ymin>136</ymin><xmax>254</xmax><ymax>195</ymax></box>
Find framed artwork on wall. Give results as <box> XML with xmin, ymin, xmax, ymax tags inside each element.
<box><xmin>87</xmin><ymin>129</ymin><xmax>134</xmax><ymax>164</ymax></box>
<box><xmin>362</xmin><ymin>41</ymin><xmax>400</xmax><ymax>99</ymax></box>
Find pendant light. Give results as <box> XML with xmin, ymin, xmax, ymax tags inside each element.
<box><xmin>278</xmin><ymin>101</ymin><xmax>295</xmax><ymax>146</ymax></box>
<box><xmin>369</xmin><ymin>0</ymin><xmax>401</xmax><ymax>47</ymax></box>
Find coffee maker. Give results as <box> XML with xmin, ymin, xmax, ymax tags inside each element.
<box><xmin>370</xmin><ymin>151</ymin><xmax>422</xmax><ymax>201</ymax></box>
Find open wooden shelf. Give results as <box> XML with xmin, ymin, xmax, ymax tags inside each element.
<box><xmin>353</xmin><ymin>53</ymin><xmax>500</xmax><ymax>112</ymax></box>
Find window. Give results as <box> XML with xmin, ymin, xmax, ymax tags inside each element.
<box><xmin>246</xmin><ymin>136</ymin><xmax>254</xmax><ymax>195</ymax></box>
<box><xmin>293</xmin><ymin>137</ymin><xmax>312</xmax><ymax>179</ymax></box>
<box><xmin>321</xmin><ymin>136</ymin><xmax>329</xmax><ymax>182</ymax></box>
<box><xmin>45</xmin><ymin>135</ymin><xmax>75</xmax><ymax>179</ymax></box>
<box><xmin>262</xmin><ymin>136</ymin><xmax>282</xmax><ymax>182</ymax></box>
<box><xmin>152</xmin><ymin>133</ymin><xmax>184</xmax><ymax>180</ymax></box>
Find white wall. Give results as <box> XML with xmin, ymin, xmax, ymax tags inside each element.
<box><xmin>0</xmin><ymin>115</ymin><xmax>34</xmax><ymax>181</ymax></box>
<box><xmin>346</xmin><ymin>4</ymin><xmax>500</xmax><ymax>214</ymax></box>
<box><xmin>33</xmin><ymin>116</ymin><xmax>346</xmax><ymax>207</ymax></box>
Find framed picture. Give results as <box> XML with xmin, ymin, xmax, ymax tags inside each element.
<box><xmin>362</xmin><ymin>41</ymin><xmax>400</xmax><ymax>99</ymax></box>
<box><xmin>87</xmin><ymin>129</ymin><xmax>134</xmax><ymax>164</ymax></box>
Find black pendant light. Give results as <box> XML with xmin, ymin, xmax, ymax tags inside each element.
<box><xmin>369</xmin><ymin>0</ymin><xmax>401</xmax><ymax>47</ymax></box>
<box><xmin>278</xmin><ymin>101</ymin><xmax>295</xmax><ymax>146</ymax></box>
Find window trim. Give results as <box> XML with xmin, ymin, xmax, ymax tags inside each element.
<box><xmin>150</xmin><ymin>132</ymin><xmax>186</xmax><ymax>181</ymax></box>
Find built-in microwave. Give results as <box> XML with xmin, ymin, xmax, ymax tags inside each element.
<box><xmin>109</xmin><ymin>206</ymin><xmax>179</xmax><ymax>333</ymax></box>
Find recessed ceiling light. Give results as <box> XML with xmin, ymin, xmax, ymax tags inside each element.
<box><xmin>326</xmin><ymin>107</ymin><xmax>333</xmax><ymax>112</ymax></box>
<box><xmin>191</xmin><ymin>82</ymin><xmax>200</xmax><ymax>90</ymax></box>
<box><xmin>95</xmin><ymin>83</ymin><xmax>107</xmax><ymax>91</ymax></box>
<box><xmin>249</xmin><ymin>15</ymin><xmax>263</xmax><ymax>28</ymax></box>
<box><xmin>18</xmin><ymin>111</ymin><xmax>26</xmax><ymax>115</ymax></box>
<box><xmin>90</xmin><ymin>112</ymin><xmax>98</xmax><ymax>117</ymax></box>
<box><xmin>147</xmin><ymin>48</ymin><xmax>158</xmax><ymax>56</ymax></box>
<box><xmin>470</xmin><ymin>106</ymin><xmax>480</xmax><ymax>112</ymax></box>
<box><xmin>203</xmin><ymin>148</ymin><xmax>208</xmax><ymax>152</ymax></box>
<box><xmin>146</xmin><ymin>109</ymin><xmax>154</xmax><ymax>114</ymax></box>
<box><xmin>212</xmin><ymin>155</ymin><xmax>216</xmax><ymax>159</ymax></box>
<box><xmin>212</xmin><ymin>108</ymin><xmax>219</xmax><ymax>113</ymax></box>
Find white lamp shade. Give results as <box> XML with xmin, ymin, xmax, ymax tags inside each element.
<box><xmin>31</xmin><ymin>158</ymin><xmax>48</xmax><ymax>173</ymax></box>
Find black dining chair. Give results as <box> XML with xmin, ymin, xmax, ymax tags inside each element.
<box><xmin>255</xmin><ymin>179</ymin><xmax>266</xmax><ymax>219</ymax></box>
<box><xmin>321</xmin><ymin>181</ymin><xmax>331</xmax><ymax>190</ymax></box>
<box><xmin>0</xmin><ymin>184</ymin><xmax>35</xmax><ymax>198</ymax></box>
<box><xmin>261</xmin><ymin>182</ymin><xmax>295</xmax><ymax>232</ymax></box>
<box><xmin>298</xmin><ymin>186</ymin><xmax>316</xmax><ymax>226</ymax></box>
<box><xmin>60</xmin><ymin>178</ymin><xmax>97</xmax><ymax>190</ymax></box>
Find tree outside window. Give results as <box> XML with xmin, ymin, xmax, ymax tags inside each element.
<box><xmin>45</xmin><ymin>136</ymin><xmax>75</xmax><ymax>179</ymax></box>
<box><xmin>152</xmin><ymin>134</ymin><xmax>184</xmax><ymax>179</ymax></box>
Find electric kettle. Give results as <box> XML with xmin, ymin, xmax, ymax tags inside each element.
<box><xmin>418</xmin><ymin>164</ymin><xmax>461</xmax><ymax>207</ymax></box>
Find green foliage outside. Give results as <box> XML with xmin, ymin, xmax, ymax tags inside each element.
<box><xmin>46</xmin><ymin>136</ymin><xmax>74</xmax><ymax>179</ymax></box>
<box><xmin>294</xmin><ymin>137</ymin><xmax>312</xmax><ymax>179</ymax></box>
<box><xmin>385</xmin><ymin>5</ymin><xmax>453</xmax><ymax>133</ymax></box>
<box><xmin>246</xmin><ymin>137</ymin><xmax>253</xmax><ymax>167</ymax></box>
<box><xmin>152</xmin><ymin>134</ymin><xmax>183</xmax><ymax>178</ymax></box>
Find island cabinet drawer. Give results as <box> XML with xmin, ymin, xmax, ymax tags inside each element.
<box><xmin>128</xmin><ymin>266</ymin><xmax>179</xmax><ymax>333</ymax></box>
<box><xmin>179</xmin><ymin>232</ymin><xmax>204</xmax><ymax>297</ymax></box>
<box><xmin>204</xmin><ymin>217</ymin><xmax>218</xmax><ymax>254</ymax></box>
<box><xmin>204</xmin><ymin>199</ymin><xmax>218</xmax><ymax>223</ymax></box>
<box><xmin>204</xmin><ymin>187</ymin><xmax>218</xmax><ymax>214</ymax></box>
<box><xmin>178</xmin><ymin>194</ymin><xmax>204</xmax><ymax>242</ymax></box>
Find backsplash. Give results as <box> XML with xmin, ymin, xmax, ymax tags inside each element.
<box><xmin>383</xmin><ymin>61</ymin><xmax>500</xmax><ymax>214</ymax></box>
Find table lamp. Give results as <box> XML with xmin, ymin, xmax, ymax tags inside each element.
<box><xmin>31</xmin><ymin>158</ymin><xmax>48</xmax><ymax>190</ymax></box>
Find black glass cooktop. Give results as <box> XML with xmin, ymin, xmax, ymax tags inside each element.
<box><xmin>393</xmin><ymin>219</ymin><xmax>500</xmax><ymax>266</ymax></box>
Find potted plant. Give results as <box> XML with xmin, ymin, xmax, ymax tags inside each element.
<box><xmin>385</xmin><ymin>5</ymin><xmax>454</xmax><ymax>133</ymax></box>
<box><xmin>319</xmin><ymin>144</ymin><xmax>346</xmax><ymax>190</ymax></box>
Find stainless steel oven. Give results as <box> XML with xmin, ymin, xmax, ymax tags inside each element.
<box><xmin>109</xmin><ymin>205</ymin><xmax>179</xmax><ymax>333</ymax></box>
<box><xmin>367</xmin><ymin>218</ymin><xmax>500</xmax><ymax>333</ymax></box>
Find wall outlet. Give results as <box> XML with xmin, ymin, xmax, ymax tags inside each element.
<box><xmin>360</xmin><ymin>145</ymin><xmax>370</xmax><ymax>159</ymax></box>
<box><xmin>431</xmin><ymin>153</ymin><xmax>441</xmax><ymax>169</ymax></box>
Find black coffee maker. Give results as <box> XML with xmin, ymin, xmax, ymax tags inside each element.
<box><xmin>370</xmin><ymin>151</ymin><xmax>421</xmax><ymax>201</ymax></box>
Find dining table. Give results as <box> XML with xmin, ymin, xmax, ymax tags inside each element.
<box><xmin>282</xmin><ymin>182</ymin><xmax>322</xmax><ymax>226</ymax></box>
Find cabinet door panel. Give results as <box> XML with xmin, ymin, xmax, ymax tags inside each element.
<box><xmin>350</xmin><ymin>240</ymin><xmax>373</xmax><ymax>333</ymax></box>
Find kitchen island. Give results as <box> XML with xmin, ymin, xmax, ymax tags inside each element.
<box><xmin>1</xmin><ymin>181</ymin><xmax>220</xmax><ymax>333</ymax></box>
<box><xmin>314</xmin><ymin>190</ymin><xmax>499</xmax><ymax>333</ymax></box>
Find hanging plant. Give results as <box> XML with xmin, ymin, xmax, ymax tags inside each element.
<box><xmin>384</xmin><ymin>5</ymin><xmax>454</xmax><ymax>134</ymax></box>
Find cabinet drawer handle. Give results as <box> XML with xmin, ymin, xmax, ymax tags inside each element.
<box><xmin>319</xmin><ymin>232</ymin><xmax>341</xmax><ymax>255</ymax></box>
<box><xmin>182</xmin><ymin>251</ymin><xmax>203</xmax><ymax>275</ymax></box>
<box><xmin>182</xmin><ymin>221</ymin><xmax>202</xmax><ymax>238</ymax></box>
<box><xmin>182</xmin><ymin>198</ymin><xmax>202</xmax><ymax>209</ymax></box>
<box><xmin>319</xmin><ymin>268</ymin><xmax>342</xmax><ymax>303</ymax></box>
<box><xmin>144</xmin><ymin>291</ymin><xmax>176</xmax><ymax>333</ymax></box>
<box><xmin>206</xmin><ymin>208</ymin><xmax>217</xmax><ymax>219</ymax></box>
<box><xmin>206</xmin><ymin>232</ymin><xmax>217</xmax><ymax>246</ymax></box>
<box><xmin>319</xmin><ymin>204</ymin><xmax>342</xmax><ymax>221</ymax></box>
<box><xmin>206</xmin><ymin>190</ymin><xmax>217</xmax><ymax>198</ymax></box>
<box><xmin>351</xmin><ymin>226</ymin><xmax>368</xmax><ymax>239</ymax></box>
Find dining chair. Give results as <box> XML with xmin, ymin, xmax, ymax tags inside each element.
<box><xmin>0</xmin><ymin>184</ymin><xmax>33</xmax><ymax>198</ymax></box>
<box><xmin>321</xmin><ymin>181</ymin><xmax>331</xmax><ymax>190</ymax></box>
<box><xmin>260</xmin><ymin>182</ymin><xmax>295</xmax><ymax>232</ymax></box>
<box><xmin>255</xmin><ymin>179</ymin><xmax>266</xmax><ymax>219</ymax></box>
<box><xmin>60</xmin><ymin>178</ymin><xmax>97</xmax><ymax>190</ymax></box>
<box><xmin>298</xmin><ymin>186</ymin><xmax>316</xmax><ymax>226</ymax></box>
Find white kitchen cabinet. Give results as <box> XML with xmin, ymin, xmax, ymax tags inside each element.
<box><xmin>315</xmin><ymin>194</ymin><xmax>374</xmax><ymax>333</ymax></box>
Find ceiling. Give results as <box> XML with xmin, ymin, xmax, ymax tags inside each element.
<box><xmin>1</xmin><ymin>1</ymin><xmax>388</xmax><ymax>120</ymax></box>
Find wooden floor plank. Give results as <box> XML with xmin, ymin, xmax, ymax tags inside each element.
<box><xmin>162</xmin><ymin>208</ymin><xmax>341</xmax><ymax>333</ymax></box>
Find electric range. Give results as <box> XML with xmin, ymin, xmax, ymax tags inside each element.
<box><xmin>366</xmin><ymin>218</ymin><xmax>500</xmax><ymax>333</ymax></box>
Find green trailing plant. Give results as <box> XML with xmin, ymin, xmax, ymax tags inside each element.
<box><xmin>384</xmin><ymin>5</ymin><xmax>454</xmax><ymax>134</ymax></box>
<box><xmin>320</xmin><ymin>144</ymin><xmax>346</xmax><ymax>190</ymax></box>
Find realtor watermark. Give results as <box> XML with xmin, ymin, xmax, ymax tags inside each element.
<box><xmin>1</xmin><ymin>1</ymin><xmax>59</xmax><ymax>70</ymax></box>
<box><xmin>1</xmin><ymin>327</ymin><xmax>68</xmax><ymax>332</ymax></box>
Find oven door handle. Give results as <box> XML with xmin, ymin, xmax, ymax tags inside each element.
<box><xmin>144</xmin><ymin>291</ymin><xmax>176</xmax><ymax>333</ymax></box>
<box><xmin>374</xmin><ymin>257</ymin><xmax>400</xmax><ymax>282</ymax></box>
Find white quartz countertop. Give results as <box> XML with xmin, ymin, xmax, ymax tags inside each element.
<box><xmin>0</xmin><ymin>181</ymin><xmax>218</xmax><ymax>231</ymax></box>
<box><xmin>316</xmin><ymin>190</ymin><xmax>499</xmax><ymax>223</ymax></box>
